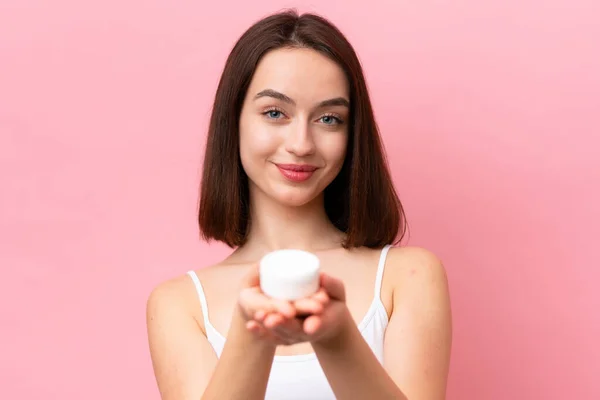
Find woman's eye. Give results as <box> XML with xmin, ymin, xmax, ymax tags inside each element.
<box><xmin>319</xmin><ymin>115</ymin><xmax>341</xmax><ymax>125</ymax></box>
<box><xmin>265</xmin><ymin>110</ymin><xmax>283</xmax><ymax>119</ymax></box>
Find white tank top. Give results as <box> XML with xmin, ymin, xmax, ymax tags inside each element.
<box><xmin>187</xmin><ymin>245</ymin><xmax>392</xmax><ymax>399</ymax></box>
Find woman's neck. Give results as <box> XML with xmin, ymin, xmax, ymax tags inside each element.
<box><xmin>234</xmin><ymin>189</ymin><xmax>345</xmax><ymax>260</ymax></box>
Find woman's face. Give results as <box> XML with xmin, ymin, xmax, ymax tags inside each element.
<box><xmin>239</xmin><ymin>47</ymin><xmax>350</xmax><ymax>207</ymax></box>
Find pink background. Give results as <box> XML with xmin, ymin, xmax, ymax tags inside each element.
<box><xmin>1</xmin><ymin>0</ymin><xmax>599</xmax><ymax>398</ymax></box>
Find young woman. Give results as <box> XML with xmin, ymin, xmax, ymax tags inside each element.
<box><xmin>147</xmin><ymin>10</ymin><xmax>452</xmax><ymax>400</ymax></box>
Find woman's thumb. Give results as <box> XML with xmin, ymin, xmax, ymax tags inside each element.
<box><xmin>320</xmin><ymin>273</ymin><xmax>345</xmax><ymax>301</ymax></box>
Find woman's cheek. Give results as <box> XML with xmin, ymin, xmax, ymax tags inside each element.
<box><xmin>255</xmin><ymin>130</ymin><xmax>285</xmax><ymax>161</ymax></box>
<box><xmin>319</xmin><ymin>133</ymin><xmax>347</xmax><ymax>168</ymax></box>
<box><xmin>241</xmin><ymin>122</ymin><xmax>279</xmax><ymax>159</ymax></box>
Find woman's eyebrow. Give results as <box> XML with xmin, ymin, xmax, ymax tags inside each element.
<box><xmin>254</xmin><ymin>89</ymin><xmax>349</xmax><ymax>108</ymax></box>
<box><xmin>254</xmin><ymin>89</ymin><xmax>295</xmax><ymax>104</ymax></box>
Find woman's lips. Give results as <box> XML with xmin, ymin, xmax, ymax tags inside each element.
<box><xmin>275</xmin><ymin>164</ymin><xmax>318</xmax><ymax>182</ymax></box>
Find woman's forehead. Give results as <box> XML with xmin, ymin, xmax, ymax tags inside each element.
<box><xmin>247</xmin><ymin>48</ymin><xmax>350</xmax><ymax>104</ymax></box>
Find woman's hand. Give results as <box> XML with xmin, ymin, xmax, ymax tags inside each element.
<box><xmin>237</xmin><ymin>265</ymin><xmax>329</xmax><ymax>346</ymax></box>
<box><xmin>247</xmin><ymin>272</ymin><xmax>351</xmax><ymax>346</ymax></box>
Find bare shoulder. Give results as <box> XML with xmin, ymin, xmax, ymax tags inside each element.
<box><xmin>387</xmin><ymin>245</ymin><xmax>445</xmax><ymax>269</ymax></box>
<box><xmin>146</xmin><ymin>273</ymin><xmax>202</xmax><ymax>331</ymax></box>
<box><xmin>146</xmin><ymin>269</ymin><xmax>226</xmax><ymax>398</ymax></box>
<box><xmin>147</xmin><ymin>262</ymin><xmax>246</xmax><ymax>336</ymax></box>
<box><xmin>385</xmin><ymin>246</ymin><xmax>450</xmax><ymax>314</ymax></box>
<box><xmin>386</xmin><ymin>246</ymin><xmax>448</xmax><ymax>286</ymax></box>
<box><xmin>146</xmin><ymin>266</ymin><xmax>218</xmax><ymax>334</ymax></box>
<box><xmin>148</xmin><ymin>274</ymin><xmax>195</xmax><ymax>302</ymax></box>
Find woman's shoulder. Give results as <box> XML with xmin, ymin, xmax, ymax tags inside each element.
<box><xmin>384</xmin><ymin>246</ymin><xmax>450</xmax><ymax>321</ymax></box>
<box><xmin>386</xmin><ymin>245</ymin><xmax>444</xmax><ymax>267</ymax></box>
<box><xmin>146</xmin><ymin>271</ymin><xmax>205</xmax><ymax>330</ymax></box>
<box><xmin>385</xmin><ymin>246</ymin><xmax>448</xmax><ymax>291</ymax></box>
<box><xmin>146</xmin><ymin>261</ymin><xmax>243</xmax><ymax>334</ymax></box>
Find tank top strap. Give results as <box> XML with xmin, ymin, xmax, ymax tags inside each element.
<box><xmin>374</xmin><ymin>245</ymin><xmax>393</xmax><ymax>300</ymax></box>
<box><xmin>187</xmin><ymin>270</ymin><xmax>211</xmax><ymax>332</ymax></box>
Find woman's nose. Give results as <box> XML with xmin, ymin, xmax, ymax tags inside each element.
<box><xmin>284</xmin><ymin>120</ymin><xmax>316</xmax><ymax>157</ymax></box>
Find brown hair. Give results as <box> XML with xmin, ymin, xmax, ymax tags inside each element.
<box><xmin>198</xmin><ymin>9</ymin><xmax>407</xmax><ymax>248</ymax></box>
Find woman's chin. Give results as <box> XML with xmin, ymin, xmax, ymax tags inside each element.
<box><xmin>269</xmin><ymin>188</ymin><xmax>319</xmax><ymax>208</ymax></box>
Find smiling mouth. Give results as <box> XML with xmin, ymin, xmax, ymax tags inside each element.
<box><xmin>275</xmin><ymin>163</ymin><xmax>318</xmax><ymax>182</ymax></box>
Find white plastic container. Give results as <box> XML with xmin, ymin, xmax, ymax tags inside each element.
<box><xmin>259</xmin><ymin>249</ymin><xmax>321</xmax><ymax>301</ymax></box>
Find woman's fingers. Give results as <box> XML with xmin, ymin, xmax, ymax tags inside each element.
<box><xmin>247</xmin><ymin>320</ymin><xmax>290</xmax><ymax>345</ymax></box>
<box><xmin>239</xmin><ymin>287</ymin><xmax>295</xmax><ymax>319</ymax></box>
<box><xmin>249</xmin><ymin>311</ymin><xmax>308</xmax><ymax>343</ymax></box>
<box><xmin>293</xmin><ymin>297</ymin><xmax>325</xmax><ymax>315</ymax></box>
<box><xmin>241</xmin><ymin>278</ymin><xmax>344</xmax><ymax>346</ymax></box>
<box><xmin>303</xmin><ymin>315</ymin><xmax>323</xmax><ymax>335</ymax></box>
<box><xmin>320</xmin><ymin>273</ymin><xmax>345</xmax><ymax>301</ymax></box>
<box><xmin>312</xmin><ymin>288</ymin><xmax>330</xmax><ymax>304</ymax></box>
<box><xmin>264</xmin><ymin>313</ymin><xmax>284</xmax><ymax>328</ymax></box>
<box><xmin>246</xmin><ymin>320</ymin><xmax>262</xmax><ymax>334</ymax></box>
<box><xmin>272</xmin><ymin>298</ymin><xmax>296</xmax><ymax>318</ymax></box>
<box><xmin>283</xmin><ymin>317</ymin><xmax>306</xmax><ymax>338</ymax></box>
<box><xmin>254</xmin><ymin>309</ymin><xmax>266</xmax><ymax>321</ymax></box>
<box><xmin>292</xmin><ymin>288</ymin><xmax>330</xmax><ymax>316</ymax></box>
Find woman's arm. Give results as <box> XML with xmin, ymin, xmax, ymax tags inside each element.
<box><xmin>146</xmin><ymin>279</ymin><xmax>277</xmax><ymax>400</ymax></box>
<box><xmin>312</xmin><ymin>247</ymin><xmax>452</xmax><ymax>400</ymax></box>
